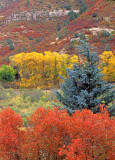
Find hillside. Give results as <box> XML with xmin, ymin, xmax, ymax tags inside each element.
<box><xmin>0</xmin><ymin>0</ymin><xmax>115</xmax><ymax>66</ymax></box>
<box><xmin>0</xmin><ymin>1</ymin><xmax>115</xmax><ymax>159</ymax></box>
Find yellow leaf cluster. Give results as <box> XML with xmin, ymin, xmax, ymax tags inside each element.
<box><xmin>100</xmin><ymin>51</ymin><xmax>115</xmax><ymax>82</ymax></box>
<box><xmin>10</xmin><ymin>51</ymin><xmax>78</xmax><ymax>88</ymax></box>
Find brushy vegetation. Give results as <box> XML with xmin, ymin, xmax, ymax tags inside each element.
<box><xmin>0</xmin><ymin>42</ymin><xmax>115</xmax><ymax>160</ymax></box>
<box><xmin>0</xmin><ymin>0</ymin><xmax>115</xmax><ymax>158</ymax></box>
<box><xmin>0</xmin><ymin>84</ymin><xmax>62</xmax><ymax>125</ymax></box>
<box><xmin>0</xmin><ymin>65</ymin><xmax>16</xmax><ymax>82</ymax></box>
<box><xmin>0</xmin><ymin>106</ymin><xmax>115</xmax><ymax>160</ymax></box>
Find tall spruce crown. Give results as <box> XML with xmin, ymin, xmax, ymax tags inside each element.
<box><xmin>55</xmin><ymin>40</ymin><xmax>115</xmax><ymax>115</ymax></box>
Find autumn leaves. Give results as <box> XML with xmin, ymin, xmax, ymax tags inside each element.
<box><xmin>10</xmin><ymin>51</ymin><xmax>78</xmax><ymax>88</ymax></box>
<box><xmin>0</xmin><ymin>50</ymin><xmax>114</xmax><ymax>88</ymax></box>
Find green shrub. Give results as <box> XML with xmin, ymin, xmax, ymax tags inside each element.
<box><xmin>74</xmin><ymin>33</ymin><xmax>79</xmax><ymax>38</ymax></box>
<box><xmin>6</xmin><ymin>55</ymin><xmax>10</xmax><ymax>62</ymax></box>
<box><xmin>6</xmin><ymin>38</ymin><xmax>13</xmax><ymax>45</ymax></box>
<box><xmin>64</xmin><ymin>27</ymin><xmax>68</xmax><ymax>35</ymax></box>
<box><xmin>79</xmin><ymin>33</ymin><xmax>86</xmax><ymax>40</ymax></box>
<box><xmin>0</xmin><ymin>65</ymin><xmax>16</xmax><ymax>82</ymax></box>
<box><xmin>101</xmin><ymin>39</ymin><xmax>107</xmax><ymax>43</ymax></box>
<box><xmin>105</xmin><ymin>44</ymin><xmax>110</xmax><ymax>51</ymax></box>
<box><xmin>68</xmin><ymin>11</ymin><xmax>77</xmax><ymax>22</ymax></box>
<box><xmin>59</xmin><ymin>34</ymin><xmax>64</xmax><ymax>39</ymax></box>
<box><xmin>22</xmin><ymin>47</ymin><xmax>27</xmax><ymax>52</ymax></box>
<box><xmin>108</xmin><ymin>34</ymin><xmax>113</xmax><ymax>41</ymax></box>
<box><xmin>57</xmin><ymin>22</ymin><xmax>61</xmax><ymax>31</ymax></box>
<box><xmin>63</xmin><ymin>20</ymin><xmax>69</xmax><ymax>27</ymax></box>
<box><xmin>77</xmin><ymin>0</ymin><xmax>83</xmax><ymax>3</ymax></box>
<box><xmin>40</xmin><ymin>0</ymin><xmax>42</xmax><ymax>3</ymax></box>
<box><xmin>48</xmin><ymin>4</ymin><xmax>51</xmax><ymax>9</ymax></box>
<box><xmin>26</xmin><ymin>0</ymin><xmax>29</xmax><ymax>7</ymax></box>
<box><xmin>18</xmin><ymin>48</ymin><xmax>21</xmax><ymax>53</ymax></box>
<box><xmin>92</xmin><ymin>12</ymin><xmax>97</xmax><ymax>17</ymax></box>
<box><xmin>9</xmin><ymin>44</ymin><xmax>14</xmax><ymax>50</ymax></box>
<box><xmin>29</xmin><ymin>36</ymin><xmax>34</xmax><ymax>40</ymax></box>
<box><xmin>79</xmin><ymin>3</ymin><xmax>88</xmax><ymax>15</ymax></box>
<box><xmin>102</xmin><ymin>30</ymin><xmax>110</xmax><ymax>37</ymax></box>
<box><xmin>35</xmin><ymin>38</ymin><xmax>41</xmax><ymax>43</ymax></box>
<box><xmin>64</xmin><ymin>4</ymin><xmax>71</xmax><ymax>10</ymax></box>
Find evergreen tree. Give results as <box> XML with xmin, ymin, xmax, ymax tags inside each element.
<box><xmin>26</xmin><ymin>0</ymin><xmax>29</xmax><ymax>8</ymax></box>
<box><xmin>105</xmin><ymin>44</ymin><xmax>110</xmax><ymax>51</ymax></box>
<box><xmin>64</xmin><ymin>27</ymin><xmax>68</xmax><ymax>36</ymax></box>
<box><xmin>79</xmin><ymin>3</ymin><xmax>88</xmax><ymax>15</ymax></box>
<box><xmin>68</xmin><ymin>11</ymin><xmax>76</xmax><ymax>22</ymax></box>
<box><xmin>57</xmin><ymin>22</ymin><xmax>61</xmax><ymax>31</ymax></box>
<box><xmin>9</xmin><ymin>44</ymin><xmax>14</xmax><ymax>51</ymax></box>
<box><xmin>55</xmin><ymin>41</ymin><xmax>115</xmax><ymax>115</ymax></box>
<box><xmin>6</xmin><ymin>38</ymin><xmax>13</xmax><ymax>45</ymax></box>
<box><xmin>22</xmin><ymin>47</ymin><xmax>27</xmax><ymax>52</ymax></box>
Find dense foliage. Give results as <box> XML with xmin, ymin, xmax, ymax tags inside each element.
<box><xmin>0</xmin><ymin>106</ymin><xmax>115</xmax><ymax>160</ymax></box>
<box><xmin>100</xmin><ymin>51</ymin><xmax>115</xmax><ymax>82</ymax></box>
<box><xmin>55</xmin><ymin>41</ymin><xmax>115</xmax><ymax>115</ymax></box>
<box><xmin>0</xmin><ymin>108</ymin><xmax>24</xmax><ymax>159</ymax></box>
<box><xmin>10</xmin><ymin>51</ymin><xmax>78</xmax><ymax>88</ymax></box>
<box><xmin>0</xmin><ymin>65</ymin><xmax>16</xmax><ymax>82</ymax></box>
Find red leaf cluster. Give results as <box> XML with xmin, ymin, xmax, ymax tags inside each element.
<box><xmin>0</xmin><ymin>46</ymin><xmax>10</xmax><ymax>56</ymax></box>
<box><xmin>67</xmin><ymin>18</ymin><xmax>98</xmax><ymax>33</ymax></box>
<box><xmin>0</xmin><ymin>105</ymin><xmax>114</xmax><ymax>160</ymax></box>
<box><xmin>11</xmin><ymin>28</ymin><xmax>24</xmax><ymax>32</ymax></box>
<box><xmin>0</xmin><ymin>107</ymin><xmax>24</xmax><ymax>159</ymax></box>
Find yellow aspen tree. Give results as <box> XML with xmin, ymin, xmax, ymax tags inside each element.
<box><xmin>100</xmin><ymin>51</ymin><xmax>115</xmax><ymax>82</ymax></box>
<box><xmin>10</xmin><ymin>52</ymin><xmax>78</xmax><ymax>88</ymax></box>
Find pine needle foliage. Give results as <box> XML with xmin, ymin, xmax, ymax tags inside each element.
<box><xmin>55</xmin><ymin>41</ymin><xmax>115</xmax><ymax>115</ymax></box>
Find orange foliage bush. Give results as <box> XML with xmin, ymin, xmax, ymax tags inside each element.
<box><xmin>24</xmin><ymin>107</ymin><xmax>70</xmax><ymax>159</ymax></box>
<box><xmin>0</xmin><ymin>106</ymin><xmax>115</xmax><ymax>160</ymax></box>
<box><xmin>59</xmin><ymin>106</ymin><xmax>115</xmax><ymax>160</ymax></box>
<box><xmin>0</xmin><ymin>108</ymin><xmax>25</xmax><ymax>159</ymax></box>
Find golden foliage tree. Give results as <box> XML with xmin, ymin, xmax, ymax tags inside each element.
<box><xmin>10</xmin><ymin>51</ymin><xmax>78</xmax><ymax>88</ymax></box>
<box><xmin>100</xmin><ymin>51</ymin><xmax>115</xmax><ymax>82</ymax></box>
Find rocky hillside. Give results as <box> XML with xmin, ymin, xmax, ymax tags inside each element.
<box><xmin>0</xmin><ymin>0</ymin><xmax>115</xmax><ymax>66</ymax></box>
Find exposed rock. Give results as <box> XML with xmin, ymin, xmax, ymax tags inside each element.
<box><xmin>70</xmin><ymin>37</ymin><xmax>80</xmax><ymax>42</ymax></box>
<box><xmin>5</xmin><ymin>10</ymin><xmax>79</xmax><ymax>24</ymax></box>
<box><xmin>103</xmin><ymin>17</ymin><xmax>110</xmax><ymax>22</ymax></box>
<box><xmin>58</xmin><ymin>38</ymin><xmax>67</xmax><ymax>44</ymax></box>
<box><xmin>50</xmin><ymin>42</ymin><xmax>55</xmax><ymax>45</ymax></box>
<box><xmin>89</xmin><ymin>27</ymin><xmax>113</xmax><ymax>35</ymax></box>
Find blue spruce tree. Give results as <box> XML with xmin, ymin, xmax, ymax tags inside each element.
<box><xmin>55</xmin><ymin>41</ymin><xmax>115</xmax><ymax>115</ymax></box>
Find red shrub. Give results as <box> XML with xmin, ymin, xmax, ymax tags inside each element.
<box><xmin>0</xmin><ymin>106</ymin><xmax>114</xmax><ymax>160</ymax></box>
<box><xmin>27</xmin><ymin>107</ymin><xmax>70</xmax><ymax>159</ymax></box>
<box><xmin>0</xmin><ymin>46</ymin><xmax>10</xmax><ymax>56</ymax></box>
<box><xmin>11</xmin><ymin>28</ymin><xmax>24</xmax><ymax>32</ymax></box>
<box><xmin>84</xmin><ymin>30</ymin><xmax>92</xmax><ymax>35</ymax></box>
<box><xmin>27</xmin><ymin>105</ymin><xmax>115</xmax><ymax>160</ymax></box>
<box><xmin>59</xmin><ymin>106</ymin><xmax>115</xmax><ymax>160</ymax></box>
<box><xmin>0</xmin><ymin>108</ymin><xmax>24</xmax><ymax>159</ymax></box>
